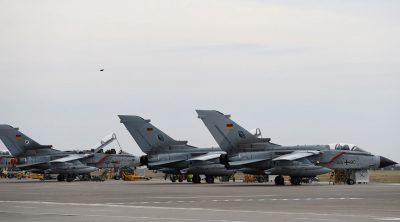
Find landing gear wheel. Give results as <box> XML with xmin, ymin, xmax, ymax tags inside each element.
<box><xmin>178</xmin><ymin>175</ymin><xmax>183</xmax><ymax>183</ymax></box>
<box><xmin>170</xmin><ymin>175</ymin><xmax>177</xmax><ymax>183</ymax></box>
<box><xmin>57</xmin><ymin>174</ymin><xmax>65</xmax><ymax>182</ymax></box>
<box><xmin>274</xmin><ymin>175</ymin><xmax>285</xmax><ymax>186</ymax></box>
<box><xmin>290</xmin><ymin>177</ymin><xmax>301</xmax><ymax>185</ymax></box>
<box><xmin>192</xmin><ymin>175</ymin><xmax>201</xmax><ymax>184</ymax></box>
<box><xmin>205</xmin><ymin>176</ymin><xmax>214</xmax><ymax>184</ymax></box>
<box><xmin>66</xmin><ymin>174</ymin><xmax>75</xmax><ymax>182</ymax></box>
<box><xmin>346</xmin><ymin>178</ymin><xmax>355</xmax><ymax>185</ymax></box>
<box><xmin>257</xmin><ymin>176</ymin><xmax>265</xmax><ymax>183</ymax></box>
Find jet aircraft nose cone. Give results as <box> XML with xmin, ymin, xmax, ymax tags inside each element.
<box><xmin>379</xmin><ymin>156</ymin><xmax>397</xmax><ymax>168</ymax></box>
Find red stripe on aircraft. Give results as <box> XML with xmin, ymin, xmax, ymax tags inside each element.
<box><xmin>326</xmin><ymin>152</ymin><xmax>345</xmax><ymax>166</ymax></box>
<box><xmin>98</xmin><ymin>155</ymin><xmax>111</xmax><ymax>164</ymax></box>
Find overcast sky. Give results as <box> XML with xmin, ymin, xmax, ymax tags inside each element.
<box><xmin>0</xmin><ymin>1</ymin><xmax>399</xmax><ymax>162</ymax></box>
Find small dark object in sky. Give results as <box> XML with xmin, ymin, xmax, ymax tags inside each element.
<box><xmin>100</xmin><ymin>69</ymin><xmax>104</xmax><ymax>71</ymax></box>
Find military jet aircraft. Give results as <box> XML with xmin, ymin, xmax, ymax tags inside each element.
<box><xmin>75</xmin><ymin>133</ymin><xmax>140</xmax><ymax>170</ymax></box>
<box><xmin>119</xmin><ymin>115</ymin><xmax>235</xmax><ymax>183</ymax></box>
<box><xmin>0</xmin><ymin>125</ymin><xmax>140</xmax><ymax>182</ymax></box>
<box><xmin>196</xmin><ymin>110</ymin><xmax>397</xmax><ymax>185</ymax></box>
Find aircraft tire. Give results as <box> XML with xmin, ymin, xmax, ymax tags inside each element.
<box><xmin>257</xmin><ymin>176</ymin><xmax>265</xmax><ymax>183</ymax></box>
<box><xmin>346</xmin><ymin>178</ymin><xmax>355</xmax><ymax>185</ymax></box>
<box><xmin>66</xmin><ymin>174</ymin><xmax>75</xmax><ymax>182</ymax></box>
<box><xmin>192</xmin><ymin>175</ymin><xmax>201</xmax><ymax>183</ymax></box>
<box><xmin>274</xmin><ymin>175</ymin><xmax>285</xmax><ymax>186</ymax></box>
<box><xmin>290</xmin><ymin>177</ymin><xmax>301</xmax><ymax>185</ymax></box>
<box><xmin>205</xmin><ymin>176</ymin><xmax>214</xmax><ymax>184</ymax></box>
<box><xmin>57</xmin><ymin>174</ymin><xmax>65</xmax><ymax>182</ymax></box>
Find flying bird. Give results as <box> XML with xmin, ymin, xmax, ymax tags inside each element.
<box><xmin>100</xmin><ymin>69</ymin><xmax>104</xmax><ymax>71</ymax></box>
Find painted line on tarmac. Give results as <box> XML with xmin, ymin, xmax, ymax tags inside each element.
<box><xmin>9</xmin><ymin>205</ymin><xmax>37</xmax><ymax>209</ymax></box>
<box><xmin>0</xmin><ymin>211</ymin><xmax>245</xmax><ymax>222</ymax></box>
<box><xmin>296</xmin><ymin>218</ymin><xmax>339</xmax><ymax>221</ymax></box>
<box><xmin>120</xmin><ymin>197</ymin><xmax>363</xmax><ymax>205</ymax></box>
<box><xmin>150</xmin><ymin>194</ymin><xmax>278</xmax><ymax>198</ymax></box>
<box><xmin>374</xmin><ymin>218</ymin><xmax>400</xmax><ymax>221</ymax></box>
<box><xmin>0</xmin><ymin>200</ymin><xmax>378</xmax><ymax>219</ymax></box>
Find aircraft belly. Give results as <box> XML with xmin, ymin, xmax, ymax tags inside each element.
<box><xmin>150</xmin><ymin>160</ymin><xmax>188</xmax><ymax>169</ymax></box>
<box><xmin>187</xmin><ymin>164</ymin><xmax>234</xmax><ymax>176</ymax></box>
<box><xmin>267</xmin><ymin>166</ymin><xmax>331</xmax><ymax>176</ymax></box>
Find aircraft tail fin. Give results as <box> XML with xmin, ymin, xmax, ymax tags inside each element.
<box><xmin>118</xmin><ymin>115</ymin><xmax>188</xmax><ymax>154</ymax></box>
<box><xmin>196</xmin><ymin>110</ymin><xmax>260</xmax><ymax>152</ymax></box>
<box><xmin>0</xmin><ymin>125</ymin><xmax>47</xmax><ymax>156</ymax></box>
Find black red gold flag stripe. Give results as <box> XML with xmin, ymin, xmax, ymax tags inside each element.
<box><xmin>226</xmin><ymin>123</ymin><xmax>234</xmax><ymax>128</ymax></box>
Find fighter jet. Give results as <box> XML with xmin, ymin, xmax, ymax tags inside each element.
<box><xmin>119</xmin><ymin>115</ymin><xmax>235</xmax><ymax>183</ymax></box>
<box><xmin>196</xmin><ymin>110</ymin><xmax>397</xmax><ymax>185</ymax></box>
<box><xmin>0</xmin><ymin>125</ymin><xmax>140</xmax><ymax>182</ymax></box>
<box><xmin>74</xmin><ymin>133</ymin><xmax>140</xmax><ymax>170</ymax></box>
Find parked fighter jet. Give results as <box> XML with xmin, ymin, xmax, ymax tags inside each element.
<box><xmin>196</xmin><ymin>110</ymin><xmax>397</xmax><ymax>185</ymax></box>
<box><xmin>119</xmin><ymin>115</ymin><xmax>235</xmax><ymax>183</ymax></box>
<box><xmin>0</xmin><ymin>125</ymin><xmax>140</xmax><ymax>182</ymax></box>
<box><xmin>75</xmin><ymin>133</ymin><xmax>141</xmax><ymax>170</ymax></box>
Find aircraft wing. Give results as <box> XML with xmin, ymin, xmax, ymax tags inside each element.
<box><xmin>147</xmin><ymin>159</ymin><xmax>186</xmax><ymax>167</ymax></box>
<box><xmin>229</xmin><ymin>158</ymin><xmax>269</xmax><ymax>166</ymax></box>
<box><xmin>16</xmin><ymin>154</ymin><xmax>91</xmax><ymax>168</ymax></box>
<box><xmin>189</xmin><ymin>152</ymin><xmax>225</xmax><ymax>161</ymax></box>
<box><xmin>273</xmin><ymin>150</ymin><xmax>321</xmax><ymax>161</ymax></box>
<box><xmin>50</xmin><ymin>154</ymin><xmax>92</xmax><ymax>163</ymax></box>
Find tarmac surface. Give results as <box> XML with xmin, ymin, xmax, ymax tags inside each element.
<box><xmin>0</xmin><ymin>179</ymin><xmax>399</xmax><ymax>222</ymax></box>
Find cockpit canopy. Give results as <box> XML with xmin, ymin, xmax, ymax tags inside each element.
<box><xmin>334</xmin><ymin>144</ymin><xmax>367</xmax><ymax>153</ymax></box>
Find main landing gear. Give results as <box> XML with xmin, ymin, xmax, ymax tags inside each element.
<box><xmin>192</xmin><ymin>174</ymin><xmax>201</xmax><ymax>184</ymax></box>
<box><xmin>274</xmin><ymin>175</ymin><xmax>285</xmax><ymax>185</ymax></box>
<box><xmin>57</xmin><ymin>174</ymin><xmax>65</xmax><ymax>182</ymax></box>
<box><xmin>57</xmin><ymin>174</ymin><xmax>76</xmax><ymax>182</ymax></box>
<box><xmin>205</xmin><ymin>175</ymin><xmax>215</xmax><ymax>184</ymax></box>
<box><xmin>289</xmin><ymin>176</ymin><xmax>301</xmax><ymax>186</ymax></box>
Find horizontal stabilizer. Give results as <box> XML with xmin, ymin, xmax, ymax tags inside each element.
<box><xmin>273</xmin><ymin>150</ymin><xmax>321</xmax><ymax>161</ymax></box>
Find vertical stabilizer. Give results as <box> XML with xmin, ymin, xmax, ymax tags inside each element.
<box><xmin>119</xmin><ymin>115</ymin><xmax>185</xmax><ymax>154</ymax></box>
<box><xmin>0</xmin><ymin>125</ymin><xmax>42</xmax><ymax>156</ymax></box>
<box><xmin>196</xmin><ymin>110</ymin><xmax>259</xmax><ymax>152</ymax></box>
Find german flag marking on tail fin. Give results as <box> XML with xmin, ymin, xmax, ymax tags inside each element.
<box><xmin>226</xmin><ymin>123</ymin><xmax>234</xmax><ymax>128</ymax></box>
